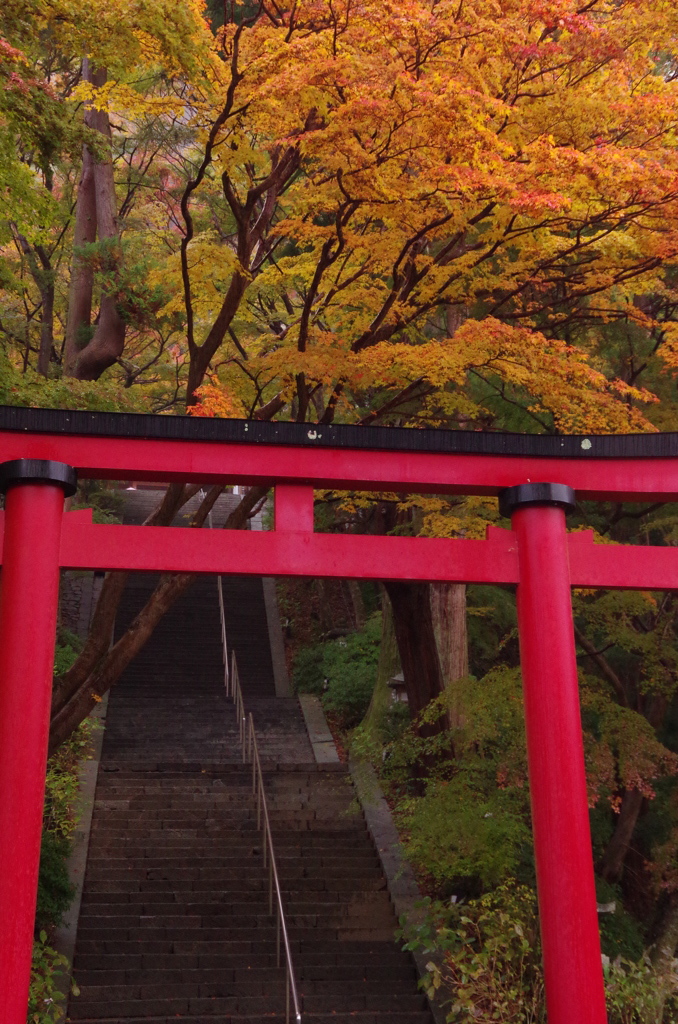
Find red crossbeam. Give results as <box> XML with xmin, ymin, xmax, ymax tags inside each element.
<box><xmin>0</xmin><ymin>511</ymin><xmax>675</xmax><ymax>589</ymax></box>
<box><xmin>2</xmin><ymin>430</ymin><xmax>678</xmax><ymax>500</ymax></box>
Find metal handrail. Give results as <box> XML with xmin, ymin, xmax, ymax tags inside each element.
<box><xmin>216</xmin><ymin>575</ymin><xmax>302</xmax><ymax>1024</ymax></box>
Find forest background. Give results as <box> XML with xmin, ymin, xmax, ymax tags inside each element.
<box><xmin>4</xmin><ymin>0</ymin><xmax>678</xmax><ymax>1019</ymax></box>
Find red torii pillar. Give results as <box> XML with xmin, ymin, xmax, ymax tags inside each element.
<box><xmin>500</xmin><ymin>483</ymin><xmax>607</xmax><ymax>1024</ymax></box>
<box><xmin>0</xmin><ymin>460</ymin><xmax>77</xmax><ymax>1024</ymax></box>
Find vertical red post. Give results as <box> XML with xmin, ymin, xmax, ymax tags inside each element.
<box><xmin>0</xmin><ymin>459</ymin><xmax>77</xmax><ymax>1024</ymax></box>
<box><xmin>275</xmin><ymin>484</ymin><xmax>315</xmax><ymax>533</ymax></box>
<box><xmin>500</xmin><ymin>483</ymin><xmax>608</xmax><ymax>1024</ymax></box>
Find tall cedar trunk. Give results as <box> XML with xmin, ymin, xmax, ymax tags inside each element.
<box><xmin>63</xmin><ymin>144</ymin><xmax>96</xmax><ymax>374</ymax></box>
<box><xmin>430</xmin><ymin>582</ymin><xmax>468</xmax><ymax>728</ymax></box>
<box><xmin>75</xmin><ymin>67</ymin><xmax>126</xmax><ymax>379</ymax></box>
<box><xmin>64</xmin><ymin>63</ymin><xmax>126</xmax><ymax>381</ymax></box>
<box><xmin>49</xmin><ymin>484</ymin><xmax>267</xmax><ymax>753</ymax></box>
<box><xmin>385</xmin><ymin>581</ymin><xmax>445</xmax><ymax>733</ymax></box>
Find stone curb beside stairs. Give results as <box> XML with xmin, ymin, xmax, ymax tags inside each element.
<box><xmin>349</xmin><ymin>754</ymin><xmax>448</xmax><ymax>1024</ymax></box>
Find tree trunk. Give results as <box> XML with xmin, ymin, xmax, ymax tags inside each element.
<box><xmin>347</xmin><ymin>580</ymin><xmax>366</xmax><ymax>629</ymax></box>
<box><xmin>11</xmin><ymin>232</ymin><xmax>55</xmax><ymax>375</ymax></box>
<box><xmin>361</xmin><ymin>588</ymin><xmax>400</xmax><ymax>737</ymax></box>
<box><xmin>597</xmin><ymin>695</ymin><xmax>667</xmax><ymax>883</ymax></box>
<box><xmin>430</xmin><ymin>582</ymin><xmax>468</xmax><ymax>728</ymax></box>
<box><xmin>63</xmin><ymin>144</ymin><xmax>96</xmax><ymax>374</ymax></box>
<box><xmin>49</xmin><ymin>569</ymin><xmax>195</xmax><ymax>752</ymax></box>
<box><xmin>185</xmin><ymin>271</ymin><xmax>248</xmax><ymax>403</ymax></box>
<box><xmin>445</xmin><ymin>304</ymin><xmax>468</xmax><ymax>337</ymax></box>
<box><xmin>52</xmin><ymin>483</ymin><xmax>193</xmax><ymax>715</ymax></box>
<box><xmin>385</xmin><ymin>581</ymin><xmax>445</xmax><ymax>730</ymax></box>
<box><xmin>74</xmin><ymin>68</ymin><xmax>126</xmax><ymax>379</ymax></box>
<box><xmin>52</xmin><ymin>569</ymin><xmax>128</xmax><ymax>716</ymax></box>
<box><xmin>64</xmin><ymin>63</ymin><xmax>126</xmax><ymax>381</ymax></box>
<box><xmin>37</xmin><ymin>269</ymin><xmax>54</xmax><ymax>375</ymax></box>
<box><xmin>597</xmin><ymin>788</ymin><xmax>645</xmax><ymax>883</ymax></box>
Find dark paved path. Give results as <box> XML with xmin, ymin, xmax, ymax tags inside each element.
<box><xmin>66</xmin><ymin>488</ymin><xmax>431</xmax><ymax>1024</ymax></box>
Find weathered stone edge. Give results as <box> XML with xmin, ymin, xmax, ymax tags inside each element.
<box><xmin>349</xmin><ymin>754</ymin><xmax>448</xmax><ymax>1024</ymax></box>
<box><xmin>53</xmin><ymin>693</ymin><xmax>108</xmax><ymax>1016</ymax></box>
<box><xmin>298</xmin><ymin>693</ymin><xmax>341</xmax><ymax>763</ymax></box>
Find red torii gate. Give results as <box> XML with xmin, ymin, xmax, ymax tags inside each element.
<box><xmin>3</xmin><ymin>408</ymin><xmax>678</xmax><ymax>1024</ymax></box>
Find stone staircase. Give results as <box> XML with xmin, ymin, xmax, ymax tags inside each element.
<box><xmin>66</xmin><ymin>488</ymin><xmax>431</xmax><ymax>1024</ymax></box>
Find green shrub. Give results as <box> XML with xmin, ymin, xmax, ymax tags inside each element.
<box><xmin>28</xmin><ymin>933</ymin><xmax>75</xmax><ymax>1024</ymax></box>
<box><xmin>43</xmin><ymin>718</ymin><xmax>96</xmax><ymax>840</ymax></box>
<box><xmin>292</xmin><ymin>643</ymin><xmax>325</xmax><ymax>695</ymax></box>
<box><xmin>382</xmin><ymin>701</ymin><xmax>411</xmax><ymax>742</ymax></box>
<box><xmin>403</xmin><ymin>885</ymin><xmax>678</xmax><ymax>1024</ymax></box>
<box><xmin>398</xmin><ymin>779</ymin><xmax>532</xmax><ymax>894</ymax></box>
<box><xmin>402</xmin><ymin>883</ymin><xmax>545</xmax><ymax>1023</ymax></box>
<box><xmin>605</xmin><ymin>956</ymin><xmax>678</xmax><ymax>1024</ymax></box>
<box><xmin>53</xmin><ymin>626</ymin><xmax>84</xmax><ymax>678</ymax></box>
<box><xmin>73</xmin><ymin>482</ymin><xmax>125</xmax><ymax>524</ymax></box>
<box><xmin>31</xmin><ymin>717</ymin><xmax>97</xmax><ymax>1016</ymax></box>
<box><xmin>293</xmin><ymin>613</ymin><xmax>382</xmax><ymax>728</ymax></box>
<box><xmin>53</xmin><ymin>641</ymin><xmax>79</xmax><ymax>678</ymax></box>
<box><xmin>35</xmin><ymin>832</ymin><xmax>75</xmax><ymax>934</ymax></box>
<box><xmin>596</xmin><ymin>878</ymin><xmax>646</xmax><ymax>962</ymax></box>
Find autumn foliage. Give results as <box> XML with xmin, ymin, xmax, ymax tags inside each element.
<box><xmin>2</xmin><ymin>0</ymin><xmax>678</xmax><ymax>431</ymax></box>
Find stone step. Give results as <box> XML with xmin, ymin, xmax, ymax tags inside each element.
<box><xmin>76</xmin><ymin>926</ymin><xmax>397</xmax><ymax>944</ymax></box>
<box><xmin>76</xmin><ymin>914</ymin><xmax>396</xmax><ymax>934</ymax></box>
<box><xmin>84</xmin><ymin>866</ymin><xmax>383</xmax><ymax>882</ymax></box>
<box><xmin>85</xmin><ymin>849</ymin><xmax>379</xmax><ymax>865</ymax></box>
<box><xmin>68</xmin><ymin>993</ymin><xmax>425</xmax><ymax>1020</ymax></box>
<box><xmin>74</xmin><ymin>950</ymin><xmax>412</xmax><ymax>971</ymax></box>
<box><xmin>73</xmin><ymin>974</ymin><xmax>417</xmax><ymax>998</ymax></box>
<box><xmin>92</xmin><ymin>798</ymin><xmax>354</xmax><ymax>814</ymax></box>
<box><xmin>83</xmin><ymin>877</ymin><xmax>387</xmax><ymax>894</ymax></box>
<box><xmin>96</xmin><ymin>765</ymin><xmax>348</xmax><ymax>779</ymax></box>
<box><xmin>81</xmin><ymin>891</ymin><xmax>392</xmax><ymax>909</ymax></box>
<box><xmin>69</xmin><ymin>1012</ymin><xmax>431</xmax><ymax>1024</ymax></box>
<box><xmin>76</xmin><ymin>903</ymin><xmax>395</xmax><ymax>923</ymax></box>
<box><xmin>75</xmin><ymin>962</ymin><xmax>416</xmax><ymax>983</ymax></box>
<box><xmin>74</xmin><ymin>940</ymin><xmax>410</xmax><ymax>960</ymax></box>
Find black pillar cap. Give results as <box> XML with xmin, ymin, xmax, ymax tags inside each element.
<box><xmin>498</xmin><ymin>482</ymin><xmax>576</xmax><ymax>519</ymax></box>
<box><xmin>0</xmin><ymin>459</ymin><xmax>78</xmax><ymax>497</ymax></box>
